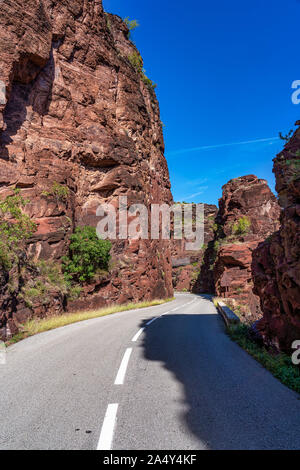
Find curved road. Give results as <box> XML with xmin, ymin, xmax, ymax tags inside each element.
<box><xmin>0</xmin><ymin>293</ymin><xmax>299</xmax><ymax>450</ymax></box>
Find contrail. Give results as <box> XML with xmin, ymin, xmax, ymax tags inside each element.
<box><xmin>167</xmin><ymin>137</ymin><xmax>280</xmax><ymax>156</ymax></box>
<box><xmin>184</xmin><ymin>187</ymin><xmax>209</xmax><ymax>200</ymax></box>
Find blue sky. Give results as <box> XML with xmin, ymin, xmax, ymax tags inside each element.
<box><xmin>103</xmin><ymin>0</ymin><xmax>300</xmax><ymax>205</ymax></box>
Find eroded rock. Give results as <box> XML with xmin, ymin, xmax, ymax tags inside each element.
<box><xmin>213</xmin><ymin>175</ymin><xmax>280</xmax><ymax>322</ymax></box>
<box><xmin>0</xmin><ymin>0</ymin><xmax>173</xmax><ymax>339</ymax></box>
<box><xmin>252</xmin><ymin>125</ymin><xmax>300</xmax><ymax>351</ymax></box>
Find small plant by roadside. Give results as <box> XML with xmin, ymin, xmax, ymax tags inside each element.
<box><xmin>228</xmin><ymin>323</ymin><xmax>300</xmax><ymax>394</ymax></box>
<box><xmin>62</xmin><ymin>226</ymin><xmax>112</xmax><ymax>283</ymax></box>
<box><xmin>7</xmin><ymin>298</ymin><xmax>174</xmax><ymax>345</ymax></box>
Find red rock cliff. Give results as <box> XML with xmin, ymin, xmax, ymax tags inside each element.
<box><xmin>213</xmin><ymin>175</ymin><xmax>280</xmax><ymax>322</ymax></box>
<box><xmin>252</xmin><ymin>124</ymin><xmax>300</xmax><ymax>351</ymax></box>
<box><xmin>0</xmin><ymin>0</ymin><xmax>173</xmax><ymax>339</ymax></box>
<box><xmin>171</xmin><ymin>203</ymin><xmax>217</xmax><ymax>292</ymax></box>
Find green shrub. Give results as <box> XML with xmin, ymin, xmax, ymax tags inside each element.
<box><xmin>279</xmin><ymin>130</ymin><xmax>293</xmax><ymax>143</ymax></box>
<box><xmin>128</xmin><ymin>51</ymin><xmax>143</xmax><ymax>71</ymax></box>
<box><xmin>141</xmin><ymin>73</ymin><xmax>157</xmax><ymax>90</ymax></box>
<box><xmin>105</xmin><ymin>13</ymin><xmax>111</xmax><ymax>32</ymax></box>
<box><xmin>67</xmin><ymin>285</ymin><xmax>82</xmax><ymax>301</ymax></box>
<box><xmin>0</xmin><ymin>189</ymin><xmax>37</xmax><ymax>270</ymax></box>
<box><xmin>127</xmin><ymin>51</ymin><xmax>157</xmax><ymax>90</ymax></box>
<box><xmin>42</xmin><ymin>182</ymin><xmax>69</xmax><ymax>201</ymax></box>
<box><xmin>232</xmin><ymin>216</ymin><xmax>251</xmax><ymax>235</ymax></box>
<box><xmin>63</xmin><ymin>226</ymin><xmax>112</xmax><ymax>283</ymax></box>
<box><xmin>20</xmin><ymin>260</ymin><xmax>70</xmax><ymax>307</ymax></box>
<box><xmin>124</xmin><ymin>17</ymin><xmax>139</xmax><ymax>39</ymax></box>
<box><xmin>21</xmin><ymin>282</ymin><xmax>49</xmax><ymax>307</ymax></box>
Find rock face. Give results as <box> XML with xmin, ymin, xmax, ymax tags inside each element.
<box><xmin>171</xmin><ymin>204</ymin><xmax>217</xmax><ymax>292</ymax></box>
<box><xmin>252</xmin><ymin>125</ymin><xmax>300</xmax><ymax>352</ymax></box>
<box><xmin>0</xmin><ymin>0</ymin><xmax>173</xmax><ymax>339</ymax></box>
<box><xmin>213</xmin><ymin>175</ymin><xmax>280</xmax><ymax>322</ymax></box>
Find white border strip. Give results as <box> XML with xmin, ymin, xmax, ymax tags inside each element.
<box><xmin>114</xmin><ymin>348</ymin><xmax>133</xmax><ymax>385</ymax></box>
<box><xmin>97</xmin><ymin>403</ymin><xmax>119</xmax><ymax>450</ymax></box>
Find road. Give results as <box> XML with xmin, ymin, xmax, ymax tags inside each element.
<box><xmin>0</xmin><ymin>293</ymin><xmax>299</xmax><ymax>450</ymax></box>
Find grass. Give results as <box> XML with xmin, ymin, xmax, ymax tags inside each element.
<box><xmin>213</xmin><ymin>297</ymin><xmax>221</xmax><ymax>308</ymax></box>
<box><xmin>7</xmin><ymin>298</ymin><xmax>174</xmax><ymax>345</ymax></box>
<box><xmin>228</xmin><ymin>323</ymin><xmax>300</xmax><ymax>394</ymax></box>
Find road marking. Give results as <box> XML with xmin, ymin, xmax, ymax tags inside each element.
<box><xmin>160</xmin><ymin>310</ymin><xmax>170</xmax><ymax>316</ymax></box>
<box><xmin>169</xmin><ymin>299</ymin><xmax>196</xmax><ymax>313</ymax></box>
<box><xmin>99</xmin><ymin>297</ymin><xmax>197</xmax><ymax>451</ymax></box>
<box><xmin>97</xmin><ymin>403</ymin><xmax>118</xmax><ymax>450</ymax></box>
<box><xmin>131</xmin><ymin>328</ymin><xmax>145</xmax><ymax>342</ymax></box>
<box><xmin>115</xmin><ymin>348</ymin><xmax>133</xmax><ymax>385</ymax></box>
<box><xmin>146</xmin><ymin>317</ymin><xmax>158</xmax><ymax>325</ymax></box>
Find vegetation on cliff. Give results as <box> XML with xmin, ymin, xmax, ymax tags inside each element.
<box><xmin>127</xmin><ymin>51</ymin><xmax>157</xmax><ymax>90</ymax></box>
<box><xmin>0</xmin><ymin>192</ymin><xmax>112</xmax><ymax>316</ymax></box>
<box><xmin>62</xmin><ymin>226</ymin><xmax>111</xmax><ymax>283</ymax></box>
<box><xmin>0</xmin><ymin>190</ymin><xmax>37</xmax><ymax>271</ymax></box>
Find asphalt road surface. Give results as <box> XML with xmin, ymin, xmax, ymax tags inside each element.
<box><xmin>1</xmin><ymin>293</ymin><xmax>300</xmax><ymax>450</ymax></box>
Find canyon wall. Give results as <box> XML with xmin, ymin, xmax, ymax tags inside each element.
<box><xmin>252</xmin><ymin>124</ymin><xmax>300</xmax><ymax>352</ymax></box>
<box><xmin>171</xmin><ymin>204</ymin><xmax>217</xmax><ymax>292</ymax></box>
<box><xmin>0</xmin><ymin>0</ymin><xmax>173</xmax><ymax>339</ymax></box>
<box><xmin>212</xmin><ymin>175</ymin><xmax>280</xmax><ymax>322</ymax></box>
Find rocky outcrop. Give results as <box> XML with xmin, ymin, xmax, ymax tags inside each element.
<box><xmin>171</xmin><ymin>204</ymin><xmax>217</xmax><ymax>292</ymax></box>
<box><xmin>0</xmin><ymin>0</ymin><xmax>173</xmax><ymax>339</ymax></box>
<box><xmin>252</xmin><ymin>125</ymin><xmax>300</xmax><ymax>352</ymax></box>
<box><xmin>212</xmin><ymin>175</ymin><xmax>280</xmax><ymax>322</ymax></box>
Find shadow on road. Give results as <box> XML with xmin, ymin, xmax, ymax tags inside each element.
<box><xmin>139</xmin><ymin>309</ymin><xmax>300</xmax><ymax>450</ymax></box>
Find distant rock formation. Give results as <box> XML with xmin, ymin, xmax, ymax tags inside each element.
<box><xmin>212</xmin><ymin>175</ymin><xmax>280</xmax><ymax>322</ymax></box>
<box><xmin>171</xmin><ymin>204</ymin><xmax>217</xmax><ymax>292</ymax></box>
<box><xmin>252</xmin><ymin>124</ymin><xmax>300</xmax><ymax>352</ymax></box>
<box><xmin>0</xmin><ymin>0</ymin><xmax>173</xmax><ymax>339</ymax></box>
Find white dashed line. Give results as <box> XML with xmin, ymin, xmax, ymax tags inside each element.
<box><xmin>114</xmin><ymin>348</ymin><xmax>133</xmax><ymax>385</ymax></box>
<box><xmin>97</xmin><ymin>297</ymin><xmax>198</xmax><ymax>450</ymax></box>
<box><xmin>97</xmin><ymin>403</ymin><xmax>118</xmax><ymax>450</ymax></box>
<box><xmin>169</xmin><ymin>299</ymin><xmax>196</xmax><ymax>313</ymax></box>
<box><xmin>131</xmin><ymin>328</ymin><xmax>145</xmax><ymax>342</ymax></box>
<box><xmin>160</xmin><ymin>310</ymin><xmax>171</xmax><ymax>316</ymax></box>
<box><xmin>146</xmin><ymin>317</ymin><xmax>158</xmax><ymax>325</ymax></box>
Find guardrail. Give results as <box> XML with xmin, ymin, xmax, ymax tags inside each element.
<box><xmin>215</xmin><ymin>300</ymin><xmax>240</xmax><ymax>326</ymax></box>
